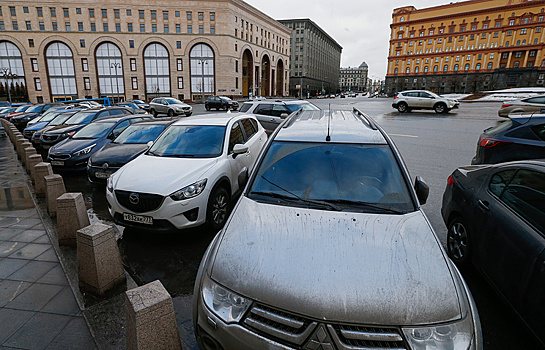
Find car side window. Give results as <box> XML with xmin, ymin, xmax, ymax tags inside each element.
<box><xmin>406</xmin><ymin>92</ymin><xmax>418</xmax><ymax>98</ymax></box>
<box><xmin>531</xmin><ymin>124</ymin><xmax>545</xmax><ymax>141</ymax></box>
<box><xmin>500</xmin><ymin>169</ymin><xmax>545</xmax><ymax>234</ymax></box>
<box><xmin>239</xmin><ymin>103</ymin><xmax>252</xmax><ymax>113</ymax></box>
<box><xmin>419</xmin><ymin>92</ymin><xmax>432</xmax><ymax>98</ymax></box>
<box><xmin>109</xmin><ymin>109</ymin><xmax>125</xmax><ymax>116</ymax></box>
<box><xmin>489</xmin><ymin>169</ymin><xmax>516</xmax><ymax>197</ymax></box>
<box><xmin>271</xmin><ymin>105</ymin><xmax>290</xmax><ymax>117</ymax></box>
<box><xmin>111</xmin><ymin>120</ymin><xmax>132</xmax><ymax>138</ymax></box>
<box><xmin>526</xmin><ymin>97</ymin><xmax>545</xmax><ymax>104</ymax></box>
<box><xmin>228</xmin><ymin>122</ymin><xmax>245</xmax><ymax>153</ymax></box>
<box><xmin>249</xmin><ymin>118</ymin><xmax>259</xmax><ymax>131</ymax></box>
<box><xmin>254</xmin><ymin>104</ymin><xmax>273</xmax><ymax>116</ymax></box>
<box><xmin>241</xmin><ymin>119</ymin><xmax>257</xmax><ymax>140</ymax></box>
<box><xmin>97</xmin><ymin>110</ymin><xmax>110</xmax><ymax>119</ymax></box>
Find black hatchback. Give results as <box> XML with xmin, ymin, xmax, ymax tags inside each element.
<box><xmin>441</xmin><ymin>160</ymin><xmax>545</xmax><ymax>346</ymax></box>
<box><xmin>205</xmin><ymin>96</ymin><xmax>239</xmax><ymax>111</ymax></box>
<box><xmin>472</xmin><ymin>114</ymin><xmax>545</xmax><ymax>164</ymax></box>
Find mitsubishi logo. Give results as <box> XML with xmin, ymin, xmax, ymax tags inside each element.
<box><xmin>129</xmin><ymin>193</ymin><xmax>139</xmax><ymax>205</ymax></box>
<box><xmin>102</xmin><ymin>162</ymin><xmax>109</xmax><ymax>170</ymax></box>
<box><xmin>304</xmin><ymin>325</ymin><xmax>334</xmax><ymax>350</ymax></box>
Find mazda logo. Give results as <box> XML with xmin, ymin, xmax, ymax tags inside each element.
<box><xmin>129</xmin><ymin>193</ymin><xmax>139</xmax><ymax>205</ymax></box>
<box><xmin>102</xmin><ymin>163</ymin><xmax>109</xmax><ymax>170</ymax></box>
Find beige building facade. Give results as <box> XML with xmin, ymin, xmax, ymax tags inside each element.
<box><xmin>0</xmin><ymin>0</ymin><xmax>291</xmax><ymax>103</ymax></box>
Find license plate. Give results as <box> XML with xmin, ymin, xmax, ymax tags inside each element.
<box><xmin>51</xmin><ymin>160</ymin><xmax>64</xmax><ymax>166</ymax></box>
<box><xmin>43</xmin><ymin>145</ymin><xmax>51</xmax><ymax>150</ymax></box>
<box><xmin>123</xmin><ymin>213</ymin><xmax>153</xmax><ymax>225</ymax></box>
<box><xmin>95</xmin><ymin>171</ymin><xmax>110</xmax><ymax>179</ymax></box>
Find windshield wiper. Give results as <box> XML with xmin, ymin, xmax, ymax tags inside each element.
<box><xmin>147</xmin><ymin>150</ymin><xmax>159</xmax><ymax>156</ymax></box>
<box><xmin>318</xmin><ymin>199</ymin><xmax>405</xmax><ymax>214</ymax></box>
<box><xmin>250</xmin><ymin>191</ymin><xmax>340</xmax><ymax>211</ymax></box>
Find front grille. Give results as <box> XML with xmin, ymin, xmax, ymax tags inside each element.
<box><xmin>115</xmin><ymin>190</ymin><xmax>164</xmax><ymax>213</ymax></box>
<box><xmin>24</xmin><ymin>130</ymin><xmax>35</xmax><ymax>138</ymax></box>
<box><xmin>42</xmin><ymin>134</ymin><xmax>59</xmax><ymax>142</ymax></box>
<box><xmin>243</xmin><ymin>304</ymin><xmax>408</xmax><ymax>350</ymax></box>
<box><xmin>49</xmin><ymin>154</ymin><xmax>71</xmax><ymax>160</ymax></box>
<box><xmin>182</xmin><ymin>107</ymin><xmax>191</xmax><ymax>111</ymax></box>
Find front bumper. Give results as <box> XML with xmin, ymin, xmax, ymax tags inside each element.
<box><xmin>48</xmin><ymin>154</ymin><xmax>89</xmax><ymax>171</ymax></box>
<box><xmin>87</xmin><ymin>165</ymin><xmax>120</xmax><ymax>183</ymax></box>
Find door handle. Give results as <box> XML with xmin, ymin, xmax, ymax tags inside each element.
<box><xmin>478</xmin><ymin>200</ymin><xmax>489</xmax><ymax>211</ymax></box>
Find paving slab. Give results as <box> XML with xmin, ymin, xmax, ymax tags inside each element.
<box><xmin>4</xmin><ymin>312</ymin><xmax>72</xmax><ymax>350</ymax></box>
<box><xmin>6</xmin><ymin>261</ymin><xmax>57</xmax><ymax>283</ymax></box>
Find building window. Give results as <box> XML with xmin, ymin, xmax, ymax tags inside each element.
<box><xmin>50</xmin><ymin>7</ymin><xmax>56</xmax><ymax>17</ymax></box>
<box><xmin>144</xmin><ymin>43</ymin><xmax>171</xmax><ymax>96</ymax></box>
<box><xmin>34</xmin><ymin>78</ymin><xmax>42</xmax><ymax>91</ymax></box>
<box><xmin>211</xmin><ymin>25</ymin><xmax>215</xmax><ymax>34</ymax></box>
<box><xmin>45</xmin><ymin>42</ymin><xmax>77</xmax><ymax>98</ymax></box>
<box><xmin>31</xmin><ymin>58</ymin><xmax>39</xmax><ymax>71</ymax></box>
<box><xmin>96</xmin><ymin>42</ymin><xmax>125</xmax><ymax>97</ymax></box>
<box><xmin>175</xmin><ymin>11</ymin><xmax>180</xmax><ymax>17</ymax></box>
<box><xmin>481</xmin><ymin>33</ymin><xmax>486</xmax><ymax>39</ymax></box>
<box><xmin>187</xmin><ymin>11</ymin><xmax>192</xmax><ymax>20</ymax></box>
<box><xmin>13</xmin><ymin>21</ymin><xmax>19</xmax><ymax>30</ymax></box>
<box><xmin>37</xmin><ymin>7</ymin><xmax>43</xmax><ymax>17</ymax></box>
<box><xmin>177</xmin><ymin>58</ymin><xmax>183</xmax><ymax>71</ymax></box>
<box><xmin>415</xmin><ymin>67</ymin><xmax>419</xmax><ymax>73</ymax></box>
<box><xmin>198</xmin><ymin>12</ymin><xmax>203</xmax><ymax>20</ymax></box>
<box><xmin>190</xmin><ymin>43</ymin><xmax>214</xmax><ymax>98</ymax></box>
<box><xmin>78</xmin><ymin>22</ymin><xmax>83</xmax><ymax>31</ymax></box>
<box><xmin>28</xmin><ymin>39</ymin><xmax>34</xmax><ymax>47</ymax></box>
<box><xmin>66</xmin><ymin>22</ymin><xmax>71</xmax><ymax>31</ymax></box>
<box><xmin>127</xmin><ymin>9</ymin><xmax>132</xmax><ymax>16</ymax></box>
<box><xmin>80</xmin><ymin>39</ymin><xmax>85</xmax><ymax>47</ymax></box>
<box><xmin>132</xmin><ymin>77</ymin><xmax>138</xmax><ymax>89</ymax></box>
<box><xmin>443</xmin><ymin>65</ymin><xmax>448</xmax><ymax>71</ymax></box>
<box><xmin>454</xmin><ymin>64</ymin><xmax>459</xmax><ymax>71</ymax></box>
<box><xmin>406</xmin><ymin>67</ymin><xmax>410</xmax><ymax>73</ymax></box>
<box><xmin>433</xmin><ymin>65</ymin><xmax>438</xmax><ymax>72</ymax></box>
<box><xmin>130</xmin><ymin>58</ymin><xmax>136</xmax><ymax>71</ymax></box>
<box><xmin>91</xmin><ymin>23</ymin><xmax>96</xmax><ymax>31</ymax></box>
<box><xmin>471</xmin><ymin>24</ymin><xmax>477</xmax><ymax>30</ymax></box>
<box><xmin>151</xmin><ymin>10</ymin><xmax>156</xmax><ymax>19</ymax></box>
<box><xmin>187</xmin><ymin>25</ymin><xmax>192</xmax><ymax>33</ymax></box>
<box><xmin>152</xmin><ymin>24</ymin><xmax>157</xmax><ymax>32</ymax></box>
<box><xmin>23</xmin><ymin>6</ymin><xmax>29</xmax><ymax>13</ymax></box>
<box><xmin>84</xmin><ymin>77</ymin><xmax>90</xmax><ymax>90</ymax></box>
<box><xmin>515</xmin><ymin>51</ymin><xmax>522</xmax><ymax>58</ymax></box>
<box><xmin>116</xmin><ymin>23</ymin><xmax>121</xmax><ymax>32</ymax></box>
<box><xmin>490</xmin><ymin>53</ymin><xmax>494</xmax><ymax>59</ymax></box>
<box><xmin>128</xmin><ymin>23</ymin><xmax>133</xmax><ymax>32</ymax></box>
<box><xmin>103</xmin><ymin>23</ymin><xmax>108</xmax><ymax>32</ymax></box>
<box><xmin>178</xmin><ymin>77</ymin><xmax>183</xmax><ymax>89</ymax></box>
<box><xmin>424</xmin><ymin>66</ymin><xmax>428</xmax><ymax>72</ymax></box>
<box><xmin>521</xmin><ymin>28</ymin><xmax>527</xmax><ymax>34</ymax></box>
<box><xmin>102</xmin><ymin>9</ymin><xmax>107</xmax><ymax>18</ymax></box>
<box><xmin>139</xmin><ymin>10</ymin><xmax>144</xmax><ymax>19</ymax></box>
<box><xmin>210</xmin><ymin>12</ymin><xmax>215</xmax><ymax>21</ymax></box>
<box><xmin>513</xmin><ymin>61</ymin><xmax>520</xmax><ymax>68</ymax></box>
<box><xmin>176</xmin><ymin>41</ymin><xmax>181</xmax><ymax>49</ymax></box>
<box><xmin>509</xmin><ymin>19</ymin><xmax>514</xmax><ymax>25</ymax></box>
<box><xmin>464</xmin><ymin>63</ymin><xmax>470</xmax><ymax>71</ymax></box>
<box><xmin>235</xmin><ymin>60</ymin><xmax>238</xmax><ymax>72</ymax></box>
<box><xmin>140</xmin><ymin>24</ymin><xmax>145</xmax><ymax>32</ymax></box>
<box><xmin>487</xmin><ymin>62</ymin><xmax>493</xmax><ymax>69</ymax></box>
<box><xmin>164</xmin><ymin>24</ymin><xmax>169</xmax><ymax>33</ymax></box>
<box><xmin>114</xmin><ymin>9</ymin><xmax>120</xmax><ymax>18</ymax></box>
<box><xmin>199</xmin><ymin>25</ymin><xmax>203</xmax><ymax>34</ymax></box>
<box><xmin>163</xmin><ymin>11</ymin><xmax>168</xmax><ymax>20</ymax></box>
<box><xmin>530</xmin><ymin>50</ymin><xmax>536</xmax><ymax>57</ymax></box>
<box><xmin>26</xmin><ymin>21</ymin><xmax>32</xmax><ymax>31</ymax></box>
<box><xmin>89</xmin><ymin>8</ymin><xmax>95</xmax><ymax>17</ymax></box>
<box><xmin>483</xmin><ymin>23</ymin><xmax>488</xmax><ymax>29</ymax></box>
<box><xmin>129</xmin><ymin>40</ymin><xmax>134</xmax><ymax>48</ymax></box>
<box><xmin>63</xmin><ymin>8</ymin><xmax>69</xmax><ymax>17</ymax></box>
<box><xmin>176</xmin><ymin>24</ymin><xmax>180</xmax><ymax>33</ymax></box>
<box><xmin>82</xmin><ymin>58</ymin><xmax>88</xmax><ymax>71</ymax></box>
<box><xmin>537</xmin><ymin>27</ymin><xmax>542</xmax><ymax>33</ymax></box>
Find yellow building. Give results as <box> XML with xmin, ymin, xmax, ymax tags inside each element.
<box><xmin>385</xmin><ymin>0</ymin><xmax>545</xmax><ymax>95</ymax></box>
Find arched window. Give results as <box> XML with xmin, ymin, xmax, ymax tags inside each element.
<box><xmin>513</xmin><ymin>61</ymin><xmax>520</xmax><ymax>68</ymax></box>
<box><xmin>433</xmin><ymin>65</ymin><xmax>438</xmax><ymax>72</ymax></box>
<box><xmin>45</xmin><ymin>42</ymin><xmax>77</xmax><ymax>100</ymax></box>
<box><xmin>443</xmin><ymin>65</ymin><xmax>448</xmax><ymax>71</ymax></box>
<box><xmin>454</xmin><ymin>64</ymin><xmax>459</xmax><ymax>71</ymax></box>
<box><xmin>424</xmin><ymin>66</ymin><xmax>429</xmax><ymax>72</ymax></box>
<box><xmin>95</xmin><ymin>42</ymin><xmax>124</xmax><ymax>102</ymax></box>
<box><xmin>415</xmin><ymin>66</ymin><xmax>419</xmax><ymax>73</ymax></box>
<box><xmin>406</xmin><ymin>67</ymin><xmax>410</xmax><ymax>73</ymax></box>
<box><xmin>487</xmin><ymin>62</ymin><xmax>493</xmax><ymax>69</ymax></box>
<box><xmin>394</xmin><ymin>68</ymin><xmax>398</xmax><ymax>74</ymax></box>
<box><xmin>464</xmin><ymin>63</ymin><xmax>470</xmax><ymax>71</ymax></box>
<box><xmin>522</xmin><ymin>39</ymin><xmax>526</xmax><ymax>45</ymax></box>
<box><xmin>476</xmin><ymin>63</ymin><xmax>481</xmax><ymax>70</ymax></box>
<box><xmin>0</xmin><ymin>41</ymin><xmax>26</xmax><ymax>96</ymax></box>
<box><xmin>144</xmin><ymin>43</ymin><xmax>170</xmax><ymax>98</ymax></box>
<box><xmin>190</xmin><ymin>43</ymin><xmax>215</xmax><ymax>99</ymax></box>
<box><xmin>516</xmin><ymin>40</ymin><xmax>521</xmax><ymax>45</ymax></box>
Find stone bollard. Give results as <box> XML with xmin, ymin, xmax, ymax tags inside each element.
<box><xmin>28</xmin><ymin>154</ymin><xmax>43</xmax><ymax>178</ymax></box>
<box><xmin>23</xmin><ymin>147</ymin><xmax>37</xmax><ymax>170</ymax></box>
<box><xmin>15</xmin><ymin>137</ymin><xmax>26</xmax><ymax>153</ymax></box>
<box><xmin>125</xmin><ymin>280</ymin><xmax>182</xmax><ymax>350</ymax></box>
<box><xmin>77</xmin><ymin>223</ymin><xmax>126</xmax><ymax>295</ymax></box>
<box><xmin>34</xmin><ymin>162</ymin><xmax>53</xmax><ymax>197</ymax></box>
<box><xmin>19</xmin><ymin>142</ymin><xmax>32</xmax><ymax>161</ymax></box>
<box><xmin>57</xmin><ymin>193</ymin><xmax>90</xmax><ymax>246</ymax></box>
<box><xmin>44</xmin><ymin>174</ymin><xmax>66</xmax><ymax>217</ymax></box>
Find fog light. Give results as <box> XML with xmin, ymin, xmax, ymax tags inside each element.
<box><xmin>183</xmin><ymin>208</ymin><xmax>199</xmax><ymax>221</ymax></box>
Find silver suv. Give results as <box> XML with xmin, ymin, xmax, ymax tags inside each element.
<box><xmin>149</xmin><ymin>97</ymin><xmax>192</xmax><ymax>117</ymax></box>
<box><xmin>239</xmin><ymin>99</ymin><xmax>320</xmax><ymax>133</ymax></box>
<box><xmin>193</xmin><ymin>108</ymin><xmax>482</xmax><ymax>350</ymax></box>
<box><xmin>392</xmin><ymin>90</ymin><xmax>459</xmax><ymax>114</ymax></box>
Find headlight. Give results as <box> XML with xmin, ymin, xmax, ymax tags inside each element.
<box><xmin>73</xmin><ymin>144</ymin><xmax>95</xmax><ymax>157</ymax></box>
<box><xmin>202</xmin><ymin>275</ymin><xmax>251</xmax><ymax>323</ymax></box>
<box><xmin>403</xmin><ymin>315</ymin><xmax>473</xmax><ymax>350</ymax></box>
<box><xmin>61</xmin><ymin>131</ymin><xmax>76</xmax><ymax>138</ymax></box>
<box><xmin>107</xmin><ymin>176</ymin><xmax>113</xmax><ymax>192</ymax></box>
<box><xmin>169</xmin><ymin>179</ymin><xmax>207</xmax><ymax>200</ymax></box>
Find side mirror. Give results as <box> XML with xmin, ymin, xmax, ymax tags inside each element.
<box><xmin>232</xmin><ymin>144</ymin><xmax>248</xmax><ymax>158</ymax></box>
<box><xmin>280</xmin><ymin>113</ymin><xmax>289</xmax><ymax>119</ymax></box>
<box><xmin>146</xmin><ymin>141</ymin><xmax>153</xmax><ymax>149</ymax></box>
<box><xmin>238</xmin><ymin>167</ymin><xmax>249</xmax><ymax>189</ymax></box>
<box><xmin>414</xmin><ymin>176</ymin><xmax>429</xmax><ymax>205</ymax></box>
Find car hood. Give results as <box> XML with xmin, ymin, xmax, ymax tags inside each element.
<box><xmin>112</xmin><ymin>154</ymin><xmax>218</xmax><ymax>195</ymax></box>
<box><xmin>50</xmin><ymin>138</ymin><xmax>101</xmax><ymax>155</ymax></box>
<box><xmin>44</xmin><ymin>124</ymin><xmax>84</xmax><ymax>135</ymax></box>
<box><xmin>12</xmin><ymin>112</ymin><xmax>39</xmax><ymax>121</ymax></box>
<box><xmin>25</xmin><ymin>121</ymin><xmax>48</xmax><ymax>131</ymax></box>
<box><xmin>210</xmin><ymin>197</ymin><xmax>462</xmax><ymax>326</ymax></box>
<box><xmin>90</xmin><ymin>143</ymin><xmax>148</xmax><ymax>167</ymax></box>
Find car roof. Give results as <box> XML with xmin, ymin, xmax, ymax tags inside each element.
<box><xmin>132</xmin><ymin>118</ymin><xmax>178</xmax><ymax>125</ymax></box>
<box><xmin>275</xmin><ymin>109</ymin><xmax>387</xmax><ymax>144</ymax></box>
<box><xmin>94</xmin><ymin>115</ymin><xmax>145</xmax><ymax>123</ymax></box>
<box><xmin>171</xmin><ymin>113</ymin><xmax>250</xmax><ymax>126</ymax></box>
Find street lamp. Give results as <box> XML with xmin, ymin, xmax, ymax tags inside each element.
<box><xmin>110</xmin><ymin>62</ymin><xmax>121</xmax><ymax>103</ymax></box>
<box><xmin>197</xmin><ymin>59</ymin><xmax>208</xmax><ymax>104</ymax></box>
<box><xmin>0</xmin><ymin>67</ymin><xmax>18</xmax><ymax>105</ymax></box>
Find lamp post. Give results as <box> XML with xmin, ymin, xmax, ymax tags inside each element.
<box><xmin>110</xmin><ymin>62</ymin><xmax>121</xmax><ymax>103</ymax></box>
<box><xmin>197</xmin><ymin>59</ymin><xmax>208</xmax><ymax>104</ymax></box>
<box><xmin>0</xmin><ymin>67</ymin><xmax>17</xmax><ymax>105</ymax></box>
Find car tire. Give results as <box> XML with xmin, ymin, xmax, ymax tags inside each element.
<box><xmin>397</xmin><ymin>102</ymin><xmax>408</xmax><ymax>113</ymax></box>
<box><xmin>223</xmin><ymin>105</ymin><xmax>228</xmax><ymax>111</ymax></box>
<box><xmin>207</xmin><ymin>186</ymin><xmax>230</xmax><ymax>231</ymax></box>
<box><xmin>434</xmin><ymin>103</ymin><xmax>447</xmax><ymax>114</ymax></box>
<box><xmin>185</xmin><ymin>112</ymin><xmax>192</xmax><ymax>117</ymax></box>
<box><xmin>168</xmin><ymin>109</ymin><xmax>174</xmax><ymax>117</ymax></box>
<box><xmin>205</xmin><ymin>105</ymin><xmax>211</xmax><ymax>111</ymax></box>
<box><xmin>151</xmin><ymin>109</ymin><xmax>158</xmax><ymax>118</ymax></box>
<box><xmin>447</xmin><ymin>216</ymin><xmax>472</xmax><ymax>268</ymax></box>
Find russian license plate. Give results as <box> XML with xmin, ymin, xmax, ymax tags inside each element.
<box><xmin>95</xmin><ymin>171</ymin><xmax>110</xmax><ymax>179</ymax></box>
<box><xmin>123</xmin><ymin>213</ymin><xmax>153</xmax><ymax>225</ymax></box>
<box><xmin>43</xmin><ymin>145</ymin><xmax>51</xmax><ymax>150</ymax></box>
<box><xmin>51</xmin><ymin>160</ymin><xmax>64</xmax><ymax>166</ymax></box>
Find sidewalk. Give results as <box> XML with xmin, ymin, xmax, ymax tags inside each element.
<box><xmin>0</xmin><ymin>134</ymin><xmax>96</xmax><ymax>349</ymax></box>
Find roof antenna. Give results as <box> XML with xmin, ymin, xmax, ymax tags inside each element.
<box><xmin>326</xmin><ymin>104</ymin><xmax>331</xmax><ymax>142</ymax></box>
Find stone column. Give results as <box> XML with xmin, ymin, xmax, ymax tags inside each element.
<box><xmin>34</xmin><ymin>162</ymin><xmax>53</xmax><ymax>196</ymax></box>
<box><xmin>506</xmin><ymin>51</ymin><xmax>513</xmax><ymax>68</ymax></box>
<box><xmin>126</xmin><ymin>280</ymin><xmax>182</xmax><ymax>350</ymax></box>
<box><xmin>44</xmin><ymin>174</ymin><xmax>66</xmax><ymax>217</ymax></box>
<box><xmin>77</xmin><ymin>223</ymin><xmax>126</xmax><ymax>296</ymax></box>
<box><xmin>28</xmin><ymin>154</ymin><xmax>43</xmax><ymax>178</ymax></box>
<box><xmin>57</xmin><ymin>193</ymin><xmax>90</xmax><ymax>246</ymax></box>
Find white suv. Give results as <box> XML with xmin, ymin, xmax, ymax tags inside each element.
<box><xmin>106</xmin><ymin>113</ymin><xmax>267</xmax><ymax>231</ymax></box>
<box><xmin>392</xmin><ymin>90</ymin><xmax>459</xmax><ymax>114</ymax></box>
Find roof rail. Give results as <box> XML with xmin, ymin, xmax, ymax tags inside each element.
<box><xmin>353</xmin><ymin>107</ymin><xmax>377</xmax><ymax>130</ymax></box>
<box><xmin>283</xmin><ymin>106</ymin><xmax>306</xmax><ymax>128</ymax></box>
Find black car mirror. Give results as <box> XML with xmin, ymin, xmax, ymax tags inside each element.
<box><xmin>414</xmin><ymin>176</ymin><xmax>429</xmax><ymax>205</ymax></box>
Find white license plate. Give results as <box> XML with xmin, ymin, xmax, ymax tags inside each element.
<box><xmin>51</xmin><ymin>160</ymin><xmax>64</xmax><ymax>166</ymax></box>
<box><xmin>123</xmin><ymin>213</ymin><xmax>153</xmax><ymax>225</ymax></box>
<box><xmin>43</xmin><ymin>145</ymin><xmax>51</xmax><ymax>150</ymax></box>
<box><xmin>95</xmin><ymin>171</ymin><xmax>110</xmax><ymax>179</ymax></box>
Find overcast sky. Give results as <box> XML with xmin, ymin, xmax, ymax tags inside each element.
<box><xmin>246</xmin><ymin>0</ymin><xmax>446</xmax><ymax>80</ymax></box>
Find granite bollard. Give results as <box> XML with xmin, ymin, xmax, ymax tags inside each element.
<box><xmin>77</xmin><ymin>223</ymin><xmax>126</xmax><ymax>295</ymax></box>
<box><xmin>44</xmin><ymin>174</ymin><xmax>66</xmax><ymax>217</ymax></box>
<box><xmin>23</xmin><ymin>147</ymin><xmax>37</xmax><ymax>170</ymax></box>
<box><xmin>34</xmin><ymin>162</ymin><xmax>53</xmax><ymax>196</ymax></box>
<box><xmin>57</xmin><ymin>193</ymin><xmax>90</xmax><ymax>246</ymax></box>
<box><xmin>28</xmin><ymin>154</ymin><xmax>42</xmax><ymax>177</ymax></box>
<box><xmin>125</xmin><ymin>280</ymin><xmax>182</xmax><ymax>350</ymax></box>
<box><xmin>15</xmin><ymin>137</ymin><xmax>26</xmax><ymax>153</ymax></box>
<box><xmin>19</xmin><ymin>142</ymin><xmax>32</xmax><ymax>162</ymax></box>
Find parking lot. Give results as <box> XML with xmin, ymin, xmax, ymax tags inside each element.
<box><xmin>58</xmin><ymin>96</ymin><xmax>542</xmax><ymax>349</ymax></box>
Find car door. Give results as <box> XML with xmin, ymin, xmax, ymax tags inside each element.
<box><xmin>473</xmin><ymin>167</ymin><xmax>545</xmax><ymax>321</ymax></box>
<box><xmin>252</xmin><ymin>104</ymin><xmax>275</xmax><ymax>131</ymax></box>
<box><xmin>502</xmin><ymin>123</ymin><xmax>545</xmax><ymax>161</ymax></box>
<box><xmin>227</xmin><ymin>121</ymin><xmax>251</xmax><ymax>195</ymax></box>
<box><xmin>269</xmin><ymin>105</ymin><xmax>291</xmax><ymax>130</ymax></box>
<box><xmin>404</xmin><ymin>92</ymin><xmax>420</xmax><ymax>107</ymax></box>
<box><xmin>240</xmin><ymin>118</ymin><xmax>266</xmax><ymax>170</ymax></box>
<box><xmin>419</xmin><ymin>91</ymin><xmax>435</xmax><ymax>108</ymax></box>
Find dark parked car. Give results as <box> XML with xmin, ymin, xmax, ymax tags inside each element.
<box><xmin>442</xmin><ymin>160</ymin><xmax>545</xmax><ymax>346</ymax></box>
<box><xmin>0</xmin><ymin>107</ymin><xmax>17</xmax><ymax>119</ymax></box>
<box><xmin>125</xmin><ymin>100</ymin><xmax>150</xmax><ymax>112</ymax></box>
<box><xmin>472</xmin><ymin>114</ymin><xmax>545</xmax><ymax>164</ymax></box>
<box><xmin>116</xmin><ymin>102</ymin><xmax>148</xmax><ymax>114</ymax></box>
<box><xmin>87</xmin><ymin>118</ymin><xmax>175</xmax><ymax>182</ymax></box>
<box><xmin>23</xmin><ymin>108</ymin><xmax>84</xmax><ymax>140</ymax></box>
<box><xmin>2</xmin><ymin>105</ymin><xmax>31</xmax><ymax>120</ymax></box>
<box><xmin>205</xmin><ymin>96</ymin><xmax>239</xmax><ymax>111</ymax></box>
<box><xmin>40</xmin><ymin>107</ymin><xmax>133</xmax><ymax>150</ymax></box>
<box><xmin>48</xmin><ymin>115</ymin><xmax>149</xmax><ymax>171</ymax></box>
<box><xmin>11</xmin><ymin>103</ymin><xmax>63</xmax><ymax>130</ymax></box>
<box><xmin>32</xmin><ymin>111</ymin><xmax>80</xmax><ymax>149</ymax></box>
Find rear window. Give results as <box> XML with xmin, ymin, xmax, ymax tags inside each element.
<box><xmin>66</xmin><ymin>111</ymin><xmax>98</xmax><ymax>125</ymax></box>
<box><xmin>484</xmin><ymin>120</ymin><xmax>513</xmax><ymax>136</ymax></box>
<box><xmin>239</xmin><ymin>103</ymin><xmax>252</xmax><ymax>113</ymax></box>
<box><xmin>114</xmin><ymin>124</ymin><xmax>167</xmax><ymax>144</ymax></box>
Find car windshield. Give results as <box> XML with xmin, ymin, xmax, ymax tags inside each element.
<box><xmin>65</xmin><ymin>111</ymin><xmax>98</xmax><ymax>125</ymax></box>
<box><xmin>114</xmin><ymin>124</ymin><xmax>166</xmax><ymax>144</ymax></box>
<box><xmin>285</xmin><ymin>103</ymin><xmax>320</xmax><ymax>113</ymax></box>
<box><xmin>14</xmin><ymin>105</ymin><xmax>30</xmax><ymax>112</ymax></box>
<box><xmin>26</xmin><ymin>105</ymin><xmax>44</xmax><ymax>113</ymax></box>
<box><xmin>165</xmin><ymin>98</ymin><xmax>182</xmax><ymax>105</ymax></box>
<box><xmin>73</xmin><ymin>122</ymin><xmax>115</xmax><ymax>139</ymax></box>
<box><xmin>248</xmin><ymin>141</ymin><xmax>415</xmax><ymax>213</ymax></box>
<box><xmin>2</xmin><ymin>107</ymin><xmax>16</xmax><ymax>113</ymax></box>
<box><xmin>40</xmin><ymin>110</ymin><xmax>67</xmax><ymax>122</ymax></box>
<box><xmin>220</xmin><ymin>97</ymin><xmax>232</xmax><ymax>101</ymax></box>
<box><xmin>49</xmin><ymin>112</ymin><xmax>76</xmax><ymax>126</ymax></box>
<box><xmin>148</xmin><ymin>125</ymin><xmax>225</xmax><ymax>158</ymax></box>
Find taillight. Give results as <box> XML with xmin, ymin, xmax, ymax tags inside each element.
<box><xmin>479</xmin><ymin>138</ymin><xmax>512</xmax><ymax>148</ymax></box>
<box><xmin>394</xmin><ymin>96</ymin><xmax>399</xmax><ymax>100</ymax></box>
<box><xmin>447</xmin><ymin>175</ymin><xmax>454</xmax><ymax>186</ymax></box>
<box><xmin>501</xmin><ymin>103</ymin><xmax>512</xmax><ymax>109</ymax></box>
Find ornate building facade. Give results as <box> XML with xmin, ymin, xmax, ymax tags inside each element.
<box><xmin>385</xmin><ymin>0</ymin><xmax>545</xmax><ymax>95</ymax></box>
<box><xmin>339</xmin><ymin>62</ymin><xmax>368</xmax><ymax>92</ymax></box>
<box><xmin>0</xmin><ymin>0</ymin><xmax>290</xmax><ymax>103</ymax></box>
